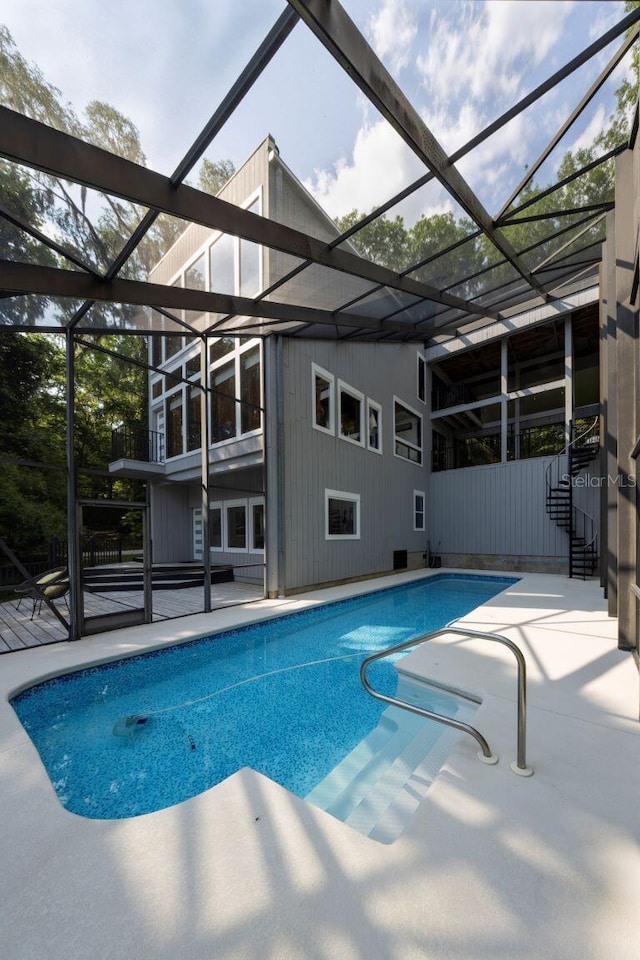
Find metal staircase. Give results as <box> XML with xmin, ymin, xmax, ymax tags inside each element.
<box><xmin>545</xmin><ymin>418</ymin><xmax>600</xmax><ymax>578</ymax></box>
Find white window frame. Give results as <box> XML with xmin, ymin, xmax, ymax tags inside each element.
<box><xmin>224</xmin><ymin>499</ymin><xmax>248</xmax><ymax>553</ymax></box>
<box><xmin>238</xmin><ymin>190</ymin><xmax>264</xmax><ymax>298</ymax></box>
<box><xmin>210</xmin><ymin>500</ymin><xmax>224</xmax><ymax>553</ymax></box>
<box><xmin>325</xmin><ymin>489</ymin><xmax>361</xmax><ymax>541</ymax></box>
<box><xmin>417</xmin><ymin>353</ymin><xmax>426</xmax><ymax>404</ymax></box>
<box><xmin>366</xmin><ymin>398</ymin><xmax>382</xmax><ymax>454</ymax></box>
<box><xmin>248</xmin><ymin>497</ymin><xmax>265</xmax><ymax>554</ymax></box>
<box><xmin>337</xmin><ymin>380</ymin><xmax>365</xmax><ymax>447</ymax></box>
<box><xmin>413</xmin><ymin>490</ymin><xmax>426</xmax><ymax>532</ymax></box>
<box><xmin>311</xmin><ymin>363</ymin><xmax>335</xmax><ymax>435</ymax></box>
<box><xmin>164</xmin><ymin>387</ymin><xmax>185</xmax><ymax>460</ymax></box>
<box><xmin>393</xmin><ymin>396</ymin><xmax>423</xmax><ymax>466</ymax></box>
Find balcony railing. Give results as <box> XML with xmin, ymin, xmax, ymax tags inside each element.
<box><xmin>111</xmin><ymin>424</ymin><xmax>164</xmax><ymax>463</ymax></box>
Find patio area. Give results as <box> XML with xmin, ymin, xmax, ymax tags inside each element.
<box><xmin>0</xmin><ymin>581</ymin><xmax>264</xmax><ymax>653</ymax></box>
<box><xmin>1</xmin><ymin>568</ymin><xmax>638</xmax><ymax>960</ymax></box>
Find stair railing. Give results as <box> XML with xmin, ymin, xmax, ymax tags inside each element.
<box><xmin>360</xmin><ymin>626</ymin><xmax>533</xmax><ymax>777</ymax></box>
<box><xmin>544</xmin><ymin>416</ymin><xmax>599</xmax><ymax>500</ymax></box>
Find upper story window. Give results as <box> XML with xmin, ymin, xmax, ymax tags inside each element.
<box><xmin>394</xmin><ymin>397</ymin><xmax>423</xmax><ymax>464</ymax></box>
<box><xmin>312</xmin><ymin>363</ymin><xmax>334</xmax><ymax>434</ymax></box>
<box><xmin>367</xmin><ymin>399</ymin><xmax>382</xmax><ymax>454</ymax></box>
<box><xmin>338</xmin><ymin>380</ymin><xmax>364</xmax><ymax>446</ymax></box>
<box><xmin>239</xmin><ymin>200</ymin><xmax>261</xmax><ymax>298</ymax></box>
<box><xmin>209</xmin><ymin>233</ymin><xmax>235</xmax><ymax>296</ymax></box>
<box><xmin>165</xmin><ymin>391</ymin><xmax>183</xmax><ymax>460</ymax></box>
<box><xmin>417</xmin><ymin>354</ymin><xmax>426</xmax><ymax>403</ymax></box>
<box><xmin>240</xmin><ymin>347</ymin><xmax>261</xmax><ymax>434</ymax></box>
<box><xmin>184</xmin><ymin>252</ymin><xmax>206</xmax><ymax>327</ymax></box>
<box><xmin>211</xmin><ymin>361</ymin><xmax>237</xmax><ymax>443</ymax></box>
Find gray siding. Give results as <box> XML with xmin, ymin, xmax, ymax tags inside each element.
<box><xmin>282</xmin><ymin>339</ymin><xmax>428</xmax><ymax>591</ymax></box>
<box><xmin>150</xmin><ymin>138</ymin><xmax>272</xmax><ymax>286</ymax></box>
<box><xmin>429</xmin><ymin>458</ymin><xmax>568</xmax><ymax>558</ymax></box>
<box><xmin>151</xmin><ymin>484</ymin><xmax>193</xmax><ymax>562</ymax></box>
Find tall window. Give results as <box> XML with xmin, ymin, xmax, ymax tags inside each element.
<box><xmin>367</xmin><ymin>399</ymin><xmax>382</xmax><ymax>453</ymax></box>
<box><xmin>184</xmin><ymin>253</ymin><xmax>206</xmax><ymax>326</ymax></box>
<box><xmin>240</xmin><ymin>347</ymin><xmax>261</xmax><ymax>434</ymax></box>
<box><xmin>187</xmin><ymin>387</ymin><xmax>201</xmax><ymax>452</ymax></box>
<box><xmin>325</xmin><ymin>489</ymin><xmax>360</xmax><ymax>540</ymax></box>
<box><xmin>209</xmin><ymin>233</ymin><xmax>235</xmax><ymax>295</ymax></box>
<box><xmin>211</xmin><ymin>362</ymin><xmax>236</xmax><ymax>442</ymax></box>
<box><xmin>166</xmin><ymin>392</ymin><xmax>183</xmax><ymax>459</ymax></box>
<box><xmin>394</xmin><ymin>398</ymin><xmax>423</xmax><ymax>464</ymax></box>
<box><xmin>417</xmin><ymin>354</ymin><xmax>426</xmax><ymax>403</ymax></box>
<box><xmin>210</xmin><ymin>504</ymin><xmax>223</xmax><ymax>551</ymax></box>
<box><xmin>338</xmin><ymin>381</ymin><xmax>364</xmax><ymax>445</ymax></box>
<box><xmin>414</xmin><ymin>490</ymin><xmax>425</xmax><ymax>531</ymax></box>
<box><xmin>239</xmin><ymin>200</ymin><xmax>261</xmax><ymax>297</ymax></box>
<box><xmin>226</xmin><ymin>502</ymin><xmax>247</xmax><ymax>551</ymax></box>
<box><xmin>250</xmin><ymin>499</ymin><xmax>265</xmax><ymax>552</ymax></box>
<box><xmin>312</xmin><ymin>364</ymin><xmax>334</xmax><ymax>434</ymax></box>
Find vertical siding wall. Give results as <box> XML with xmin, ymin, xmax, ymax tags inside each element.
<box><xmin>429</xmin><ymin>458</ymin><xmax>569</xmax><ymax>559</ymax></box>
<box><xmin>151</xmin><ymin>484</ymin><xmax>193</xmax><ymax>562</ymax></box>
<box><xmin>282</xmin><ymin>340</ymin><xmax>429</xmax><ymax>591</ymax></box>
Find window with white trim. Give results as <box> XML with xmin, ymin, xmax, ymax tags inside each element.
<box><xmin>325</xmin><ymin>489</ymin><xmax>360</xmax><ymax>540</ymax></box>
<box><xmin>249</xmin><ymin>498</ymin><xmax>265</xmax><ymax>552</ymax></box>
<box><xmin>338</xmin><ymin>380</ymin><xmax>364</xmax><ymax>445</ymax></box>
<box><xmin>225</xmin><ymin>500</ymin><xmax>247</xmax><ymax>551</ymax></box>
<box><xmin>367</xmin><ymin>399</ymin><xmax>382</xmax><ymax>454</ymax></box>
<box><xmin>414</xmin><ymin>490</ymin><xmax>425</xmax><ymax>531</ymax></box>
<box><xmin>394</xmin><ymin>398</ymin><xmax>423</xmax><ymax>464</ymax></box>
<box><xmin>312</xmin><ymin>363</ymin><xmax>334</xmax><ymax>434</ymax></box>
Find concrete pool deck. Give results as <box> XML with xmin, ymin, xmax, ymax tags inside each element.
<box><xmin>1</xmin><ymin>570</ymin><xmax>639</xmax><ymax>960</ymax></box>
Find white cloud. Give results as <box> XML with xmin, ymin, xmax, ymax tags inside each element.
<box><xmin>367</xmin><ymin>0</ymin><xmax>418</xmax><ymax>74</ymax></box>
<box><xmin>568</xmin><ymin>104</ymin><xmax>608</xmax><ymax>153</ymax></box>
<box><xmin>304</xmin><ymin>115</ymin><xmax>426</xmax><ymax>220</ymax></box>
<box><xmin>417</xmin><ymin>0</ymin><xmax>575</xmax><ymax>107</ymax></box>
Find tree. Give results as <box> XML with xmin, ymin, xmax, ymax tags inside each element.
<box><xmin>198</xmin><ymin>158</ymin><xmax>236</xmax><ymax>196</ymax></box>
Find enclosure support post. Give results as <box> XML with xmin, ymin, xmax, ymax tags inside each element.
<box><xmin>65</xmin><ymin>329</ymin><xmax>81</xmax><ymax>641</ymax></box>
<box><xmin>200</xmin><ymin>337</ymin><xmax>211</xmax><ymax>612</ymax></box>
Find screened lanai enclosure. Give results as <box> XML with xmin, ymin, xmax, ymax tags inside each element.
<box><xmin>1</xmin><ymin>1</ymin><xmax>639</xmax><ymax>650</ymax></box>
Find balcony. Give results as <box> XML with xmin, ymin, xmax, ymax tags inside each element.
<box><xmin>108</xmin><ymin>424</ymin><xmax>165</xmax><ymax>478</ymax></box>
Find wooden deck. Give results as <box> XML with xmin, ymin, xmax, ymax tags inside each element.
<box><xmin>0</xmin><ymin>582</ymin><xmax>264</xmax><ymax>654</ymax></box>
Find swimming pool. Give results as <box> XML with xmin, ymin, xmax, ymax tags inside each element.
<box><xmin>11</xmin><ymin>573</ymin><xmax>517</xmax><ymax>820</ymax></box>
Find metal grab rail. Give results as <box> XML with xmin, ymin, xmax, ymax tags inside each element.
<box><xmin>360</xmin><ymin>626</ymin><xmax>534</xmax><ymax>777</ymax></box>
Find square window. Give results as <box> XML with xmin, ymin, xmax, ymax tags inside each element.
<box><xmin>325</xmin><ymin>489</ymin><xmax>360</xmax><ymax>540</ymax></box>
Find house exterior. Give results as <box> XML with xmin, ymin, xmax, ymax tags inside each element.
<box><xmin>111</xmin><ymin>137</ymin><xmax>602</xmax><ymax>596</ymax></box>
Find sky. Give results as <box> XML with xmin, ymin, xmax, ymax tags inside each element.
<box><xmin>0</xmin><ymin>0</ymin><xmax>633</xmax><ymax>224</ymax></box>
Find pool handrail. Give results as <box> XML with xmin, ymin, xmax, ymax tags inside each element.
<box><xmin>360</xmin><ymin>625</ymin><xmax>533</xmax><ymax>776</ymax></box>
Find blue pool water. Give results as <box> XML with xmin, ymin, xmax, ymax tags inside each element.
<box><xmin>12</xmin><ymin>574</ymin><xmax>516</xmax><ymax>819</ymax></box>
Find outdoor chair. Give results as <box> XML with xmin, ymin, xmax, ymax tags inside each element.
<box><xmin>14</xmin><ymin>567</ymin><xmax>69</xmax><ymax>619</ymax></box>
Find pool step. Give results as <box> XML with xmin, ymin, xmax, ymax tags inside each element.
<box><xmin>306</xmin><ymin>690</ymin><xmax>476</xmax><ymax>844</ymax></box>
